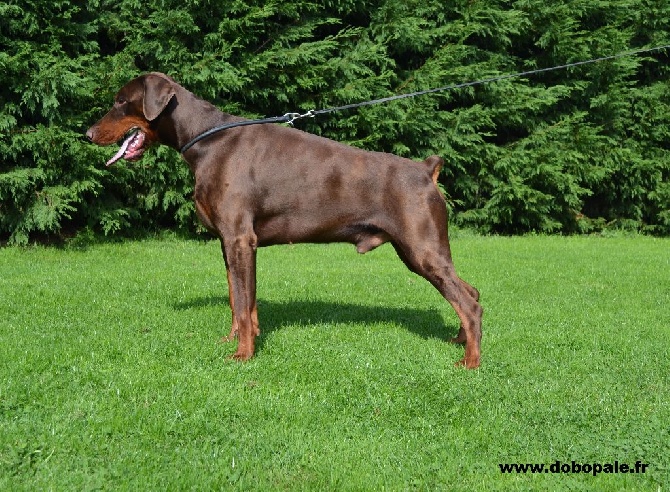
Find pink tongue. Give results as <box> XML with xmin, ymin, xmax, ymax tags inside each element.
<box><xmin>106</xmin><ymin>132</ymin><xmax>136</xmax><ymax>166</ymax></box>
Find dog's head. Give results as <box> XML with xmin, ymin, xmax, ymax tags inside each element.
<box><xmin>86</xmin><ymin>73</ymin><xmax>175</xmax><ymax>166</ymax></box>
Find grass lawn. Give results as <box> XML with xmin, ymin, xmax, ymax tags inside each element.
<box><xmin>1</xmin><ymin>234</ymin><xmax>668</xmax><ymax>490</ymax></box>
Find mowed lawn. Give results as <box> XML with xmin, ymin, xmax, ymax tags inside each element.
<box><xmin>1</xmin><ymin>235</ymin><xmax>668</xmax><ymax>490</ymax></box>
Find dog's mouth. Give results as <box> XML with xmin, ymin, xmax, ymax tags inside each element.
<box><xmin>106</xmin><ymin>129</ymin><xmax>147</xmax><ymax>166</ymax></box>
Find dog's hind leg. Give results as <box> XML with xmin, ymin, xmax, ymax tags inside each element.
<box><xmin>393</xmin><ymin>239</ymin><xmax>482</xmax><ymax>368</ymax></box>
<box><xmin>449</xmin><ymin>278</ymin><xmax>480</xmax><ymax>344</ymax></box>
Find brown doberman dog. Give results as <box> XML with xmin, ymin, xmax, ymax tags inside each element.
<box><xmin>86</xmin><ymin>72</ymin><xmax>483</xmax><ymax>368</ymax></box>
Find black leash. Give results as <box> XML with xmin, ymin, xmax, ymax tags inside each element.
<box><xmin>180</xmin><ymin>44</ymin><xmax>670</xmax><ymax>154</ymax></box>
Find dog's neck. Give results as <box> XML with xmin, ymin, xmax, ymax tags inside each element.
<box><xmin>154</xmin><ymin>85</ymin><xmax>242</xmax><ymax>156</ymax></box>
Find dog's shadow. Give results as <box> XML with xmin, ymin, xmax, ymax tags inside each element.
<box><xmin>174</xmin><ymin>296</ymin><xmax>457</xmax><ymax>351</ymax></box>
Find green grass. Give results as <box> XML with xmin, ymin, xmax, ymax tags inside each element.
<box><xmin>1</xmin><ymin>235</ymin><xmax>668</xmax><ymax>491</ymax></box>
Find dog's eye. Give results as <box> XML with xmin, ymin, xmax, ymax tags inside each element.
<box><xmin>116</xmin><ymin>97</ymin><xmax>127</xmax><ymax>105</ymax></box>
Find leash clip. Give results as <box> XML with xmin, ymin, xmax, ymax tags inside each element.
<box><xmin>284</xmin><ymin>110</ymin><xmax>316</xmax><ymax>126</ymax></box>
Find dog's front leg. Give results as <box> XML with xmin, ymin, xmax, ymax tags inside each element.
<box><xmin>221</xmin><ymin>267</ymin><xmax>239</xmax><ymax>342</ymax></box>
<box><xmin>222</xmin><ymin>233</ymin><xmax>259</xmax><ymax>360</ymax></box>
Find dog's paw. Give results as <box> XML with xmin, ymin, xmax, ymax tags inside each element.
<box><xmin>454</xmin><ymin>356</ymin><xmax>480</xmax><ymax>369</ymax></box>
<box><xmin>229</xmin><ymin>351</ymin><xmax>253</xmax><ymax>362</ymax></box>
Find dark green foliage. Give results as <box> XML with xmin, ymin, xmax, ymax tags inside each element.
<box><xmin>1</xmin><ymin>0</ymin><xmax>668</xmax><ymax>244</ymax></box>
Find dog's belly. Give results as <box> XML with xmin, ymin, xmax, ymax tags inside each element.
<box><xmin>254</xmin><ymin>212</ymin><xmax>390</xmax><ymax>253</ymax></box>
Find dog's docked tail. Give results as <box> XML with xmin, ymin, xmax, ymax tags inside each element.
<box><xmin>423</xmin><ymin>155</ymin><xmax>443</xmax><ymax>185</ymax></box>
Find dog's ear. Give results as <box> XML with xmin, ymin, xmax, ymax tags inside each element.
<box><xmin>143</xmin><ymin>74</ymin><xmax>175</xmax><ymax>121</ymax></box>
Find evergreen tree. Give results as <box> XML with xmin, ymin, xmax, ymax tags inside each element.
<box><xmin>1</xmin><ymin>0</ymin><xmax>668</xmax><ymax>244</ymax></box>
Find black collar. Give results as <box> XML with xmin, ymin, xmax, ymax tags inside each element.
<box><xmin>180</xmin><ymin>114</ymin><xmax>298</xmax><ymax>154</ymax></box>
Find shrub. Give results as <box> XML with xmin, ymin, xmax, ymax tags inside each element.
<box><xmin>1</xmin><ymin>0</ymin><xmax>668</xmax><ymax>244</ymax></box>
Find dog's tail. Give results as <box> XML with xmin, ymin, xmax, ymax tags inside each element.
<box><xmin>423</xmin><ymin>155</ymin><xmax>443</xmax><ymax>185</ymax></box>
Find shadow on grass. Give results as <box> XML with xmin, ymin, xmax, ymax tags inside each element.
<box><xmin>174</xmin><ymin>296</ymin><xmax>458</xmax><ymax>351</ymax></box>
